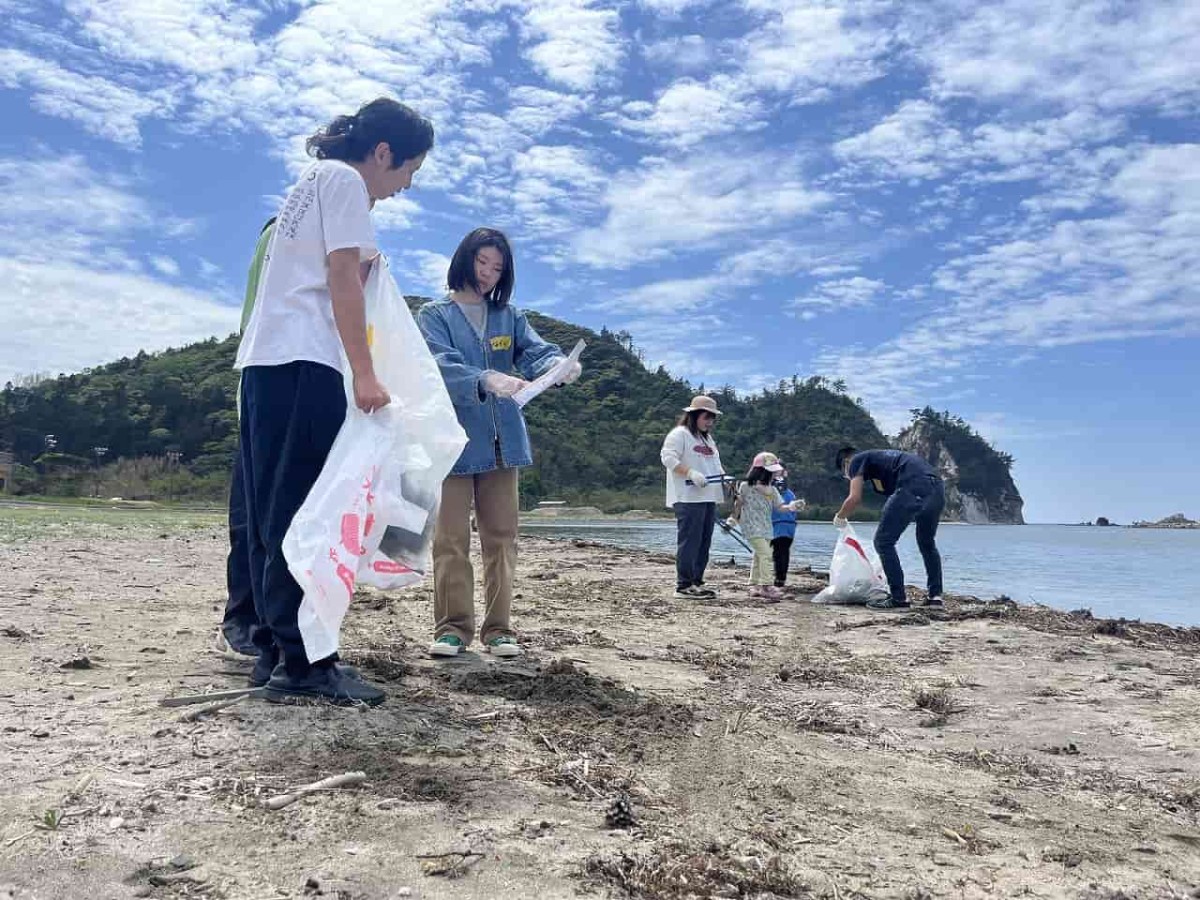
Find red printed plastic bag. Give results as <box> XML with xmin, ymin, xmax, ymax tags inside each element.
<box><xmin>812</xmin><ymin>523</ymin><xmax>886</xmax><ymax>604</ymax></box>
<box><xmin>284</xmin><ymin>257</ymin><xmax>466</xmax><ymax>662</ymax></box>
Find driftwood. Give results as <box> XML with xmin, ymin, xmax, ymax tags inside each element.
<box><xmin>263</xmin><ymin>772</ymin><xmax>367</xmax><ymax>810</ymax></box>
<box><xmin>179</xmin><ymin>693</ymin><xmax>249</xmax><ymax>722</ymax></box>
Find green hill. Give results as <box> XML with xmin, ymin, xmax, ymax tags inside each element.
<box><xmin>0</xmin><ymin>303</ymin><xmax>1015</xmax><ymax>519</ymax></box>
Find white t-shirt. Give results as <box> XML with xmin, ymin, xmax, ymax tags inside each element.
<box><xmin>660</xmin><ymin>425</ymin><xmax>724</xmax><ymax>507</ymax></box>
<box><xmin>236</xmin><ymin>160</ymin><xmax>377</xmax><ymax>373</ymax></box>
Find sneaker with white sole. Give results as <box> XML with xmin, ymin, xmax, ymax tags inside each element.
<box><xmin>429</xmin><ymin>635</ymin><xmax>465</xmax><ymax>657</ymax></box>
<box><xmin>485</xmin><ymin>636</ymin><xmax>522</xmax><ymax>657</ymax></box>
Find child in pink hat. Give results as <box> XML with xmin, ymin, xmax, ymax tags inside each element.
<box><xmin>727</xmin><ymin>451</ymin><xmax>805</xmax><ymax>599</ymax></box>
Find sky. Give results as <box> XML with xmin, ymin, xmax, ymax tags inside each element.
<box><xmin>0</xmin><ymin>0</ymin><xmax>1197</xmax><ymax>524</ymax></box>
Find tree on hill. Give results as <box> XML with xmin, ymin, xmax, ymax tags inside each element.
<box><xmin>0</xmin><ymin>310</ymin><xmax>1009</xmax><ymax>516</ymax></box>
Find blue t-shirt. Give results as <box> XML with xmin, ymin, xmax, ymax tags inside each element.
<box><xmin>848</xmin><ymin>450</ymin><xmax>937</xmax><ymax>496</ymax></box>
<box><xmin>772</xmin><ymin>486</ymin><xmax>797</xmax><ymax>539</ymax></box>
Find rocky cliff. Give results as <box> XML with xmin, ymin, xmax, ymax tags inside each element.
<box><xmin>895</xmin><ymin>409</ymin><xmax>1025</xmax><ymax>524</ymax></box>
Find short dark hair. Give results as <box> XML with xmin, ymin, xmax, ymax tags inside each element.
<box><xmin>447</xmin><ymin>227</ymin><xmax>515</xmax><ymax>307</ymax></box>
<box><xmin>745</xmin><ymin>465</ymin><xmax>772</xmax><ymax>485</ymax></box>
<box><xmin>835</xmin><ymin>446</ymin><xmax>857</xmax><ymax>472</ymax></box>
<box><xmin>306</xmin><ymin>97</ymin><xmax>434</xmax><ymax>168</ymax></box>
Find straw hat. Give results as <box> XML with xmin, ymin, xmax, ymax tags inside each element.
<box><xmin>682</xmin><ymin>395</ymin><xmax>722</xmax><ymax>416</ymax></box>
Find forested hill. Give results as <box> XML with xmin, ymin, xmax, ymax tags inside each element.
<box><xmin>1</xmin><ymin>302</ymin><xmax>1014</xmax><ymax>517</ymax></box>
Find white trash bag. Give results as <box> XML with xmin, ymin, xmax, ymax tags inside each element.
<box><xmin>284</xmin><ymin>256</ymin><xmax>467</xmax><ymax>662</ymax></box>
<box><xmin>812</xmin><ymin>523</ymin><xmax>886</xmax><ymax>605</ymax></box>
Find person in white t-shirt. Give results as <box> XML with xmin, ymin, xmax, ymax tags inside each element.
<box><xmin>234</xmin><ymin>97</ymin><xmax>433</xmax><ymax>707</ymax></box>
<box><xmin>660</xmin><ymin>395</ymin><xmax>726</xmax><ymax>599</ymax></box>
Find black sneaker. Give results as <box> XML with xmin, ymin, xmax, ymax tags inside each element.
<box><xmin>249</xmin><ymin>652</ymin><xmax>279</xmax><ymax>687</ymax></box>
<box><xmin>925</xmin><ymin>595</ymin><xmax>944</xmax><ymax>607</ymax></box>
<box><xmin>866</xmin><ymin>595</ymin><xmax>911</xmax><ymax>610</ymax></box>
<box><xmin>250</xmin><ymin>657</ymin><xmax>363</xmax><ymax>687</ymax></box>
<box><xmin>264</xmin><ymin>664</ymin><xmax>386</xmax><ymax>707</ymax></box>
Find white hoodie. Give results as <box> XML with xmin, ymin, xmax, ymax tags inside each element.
<box><xmin>660</xmin><ymin>425</ymin><xmax>725</xmax><ymax>507</ymax></box>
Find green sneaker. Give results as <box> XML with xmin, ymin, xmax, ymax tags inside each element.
<box><xmin>485</xmin><ymin>636</ymin><xmax>522</xmax><ymax>658</ymax></box>
<box><xmin>429</xmin><ymin>635</ymin><xmax>465</xmax><ymax>657</ymax></box>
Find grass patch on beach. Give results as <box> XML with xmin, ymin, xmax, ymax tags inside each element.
<box><xmin>0</xmin><ymin>504</ymin><xmax>221</xmax><ymax>543</ymax></box>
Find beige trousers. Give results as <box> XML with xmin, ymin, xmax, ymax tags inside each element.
<box><xmin>748</xmin><ymin>537</ymin><xmax>774</xmax><ymax>585</ymax></box>
<box><xmin>432</xmin><ymin>467</ymin><xmax>519</xmax><ymax>645</ymax></box>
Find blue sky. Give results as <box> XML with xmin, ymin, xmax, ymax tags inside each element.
<box><xmin>1</xmin><ymin>0</ymin><xmax>1197</xmax><ymax>524</ymax></box>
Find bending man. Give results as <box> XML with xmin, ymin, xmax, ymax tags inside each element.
<box><xmin>833</xmin><ymin>447</ymin><xmax>945</xmax><ymax>610</ymax></box>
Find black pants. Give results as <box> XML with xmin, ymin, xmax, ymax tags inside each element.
<box><xmin>770</xmin><ymin>535</ymin><xmax>793</xmax><ymax>586</ymax></box>
<box><xmin>240</xmin><ymin>362</ymin><xmax>346</xmax><ymax>678</ymax></box>
<box><xmin>220</xmin><ymin>451</ymin><xmax>258</xmax><ymax>642</ymax></box>
<box><xmin>674</xmin><ymin>502</ymin><xmax>716</xmax><ymax>590</ymax></box>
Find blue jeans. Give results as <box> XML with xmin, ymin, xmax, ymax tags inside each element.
<box><xmin>674</xmin><ymin>502</ymin><xmax>716</xmax><ymax>590</ymax></box>
<box><xmin>873</xmin><ymin>476</ymin><xmax>945</xmax><ymax>603</ymax></box>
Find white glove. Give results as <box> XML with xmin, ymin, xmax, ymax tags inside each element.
<box><xmin>482</xmin><ymin>370</ymin><xmax>527</xmax><ymax>398</ymax></box>
<box><xmin>792</xmin><ymin>498</ymin><xmax>807</xmax><ymax>511</ymax></box>
<box><xmin>833</xmin><ymin>515</ymin><xmax>848</xmax><ymax>528</ymax></box>
<box><xmin>559</xmin><ymin>359</ymin><xmax>582</xmax><ymax>385</ymax></box>
<box><xmin>686</xmin><ymin>468</ymin><xmax>709</xmax><ymax>486</ymax></box>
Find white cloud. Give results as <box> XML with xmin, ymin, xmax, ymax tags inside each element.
<box><xmin>791</xmin><ymin>276</ymin><xmax>885</xmax><ymax>318</ymax></box>
<box><xmin>63</xmin><ymin>0</ymin><xmax>261</xmax><ymax>75</ymax></box>
<box><xmin>511</xmin><ymin>144</ymin><xmax>607</xmax><ymax>237</ymax></box>
<box><xmin>150</xmin><ymin>255</ymin><xmax>181</xmax><ymax>277</ymax></box>
<box><xmin>635</xmin><ymin>0</ymin><xmax>713</xmax><ymax>12</ymax></box>
<box><xmin>738</xmin><ymin>0</ymin><xmax>891</xmax><ymax>101</ymax></box>
<box><xmin>574</xmin><ymin>152</ymin><xmax>832</xmax><ymax>268</ymax></box>
<box><xmin>915</xmin><ymin>0</ymin><xmax>1200</xmax><ymax>114</ymax></box>
<box><xmin>641</xmin><ymin>34</ymin><xmax>716</xmax><ymax>72</ymax></box>
<box><xmin>612</xmin><ymin>76</ymin><xmax>762</xmax><ymax>146</ymax></box>
<box><xmin>519</xmin><ymin>0</ymin><xmax>623</xmax><ymax>91</ymax></box>
<box><xmin>835</xmin><ymin>100</ymin><xmax>1126</xmax><ymax>183</ymax></box>
<box><xmin>606</xmin><ymin>275</ymin><xmax>728</xmax><ymax>313</ymax></box>
<box><xmin>506</xmin><ymin>85</ymin><xmax>591</xmax><ymax>136</ymax></box>
<box><xmin>402</xmin><ymin>250</ymin><xmax>452</xmax><ymax>297</ymax></box>
<box><xmin>815</xmin><ymin>143</ymin><xmax>1200</xmax><ymax>424</ymax></box>
<box><xmin>834</xmin><ymin>100</ymin><xmax>966</xmax><ymax>179</ymax></box>
<box><xmin>0</xmin><ymin>155</ymin><xmax>152</xmax><ymax>264</ymax></box>
<box><xmin>0</xmin><ymin>48</ymin><xmax>173</xmax><ymax>146</ymax></box>
<box><xmin>0</xmin><ymin>257</ymin><xmax>237</xmax><ymax>384</ymax></box>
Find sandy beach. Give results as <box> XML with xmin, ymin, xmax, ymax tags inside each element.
<box><xmin>1</xmin><ymin>509</ymin><xmax>1198</xmax><ymax>899</ymax></box>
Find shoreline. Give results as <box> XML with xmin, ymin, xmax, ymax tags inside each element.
<box><xmin>2</xmin><ymin>513</ymin><xmax>1199</xmax><ymax>899</ymax></box>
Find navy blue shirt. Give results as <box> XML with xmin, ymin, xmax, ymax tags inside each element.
<box><xmin>848</xmin><ymin>450</ymin><xmax>938</xmax><ymax>496</ymax></box>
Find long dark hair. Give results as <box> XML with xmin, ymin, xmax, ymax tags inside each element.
<box><xmin>447</xmin><ymin>227</ymin><xmax>515</xmax><ymax>307</ymax></box>
<box><xmin>306</xmin><ymin>98</ymin><xmax>434</xmax><ymax>167</ymax></box>
<box><xmin>677</xmin><ymin>410</ymin><xmax>715</xmax><ymax>440</ymax></box>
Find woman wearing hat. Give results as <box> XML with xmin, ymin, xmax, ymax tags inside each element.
<box><xmin>660</xmin><ymin>396</ymin><xmax>726</xmax><ymax>598</ymax></box>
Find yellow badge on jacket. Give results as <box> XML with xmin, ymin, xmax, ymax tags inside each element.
<box><xmin>490</xmin><ymin>335</ymin><xmax>512</xmax><ymax>351</ymax></box>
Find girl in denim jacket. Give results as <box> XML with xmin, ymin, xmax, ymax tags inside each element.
<box><xmin>417</xmin><ymin>228</ymin><xmax>581</xmax><ymax>658</ymax></box>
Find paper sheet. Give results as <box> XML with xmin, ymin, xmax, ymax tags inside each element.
<box><xmin>513</xmin><ymin>340</ymin><xmax>585</xmax><ymax>407</ymax></box>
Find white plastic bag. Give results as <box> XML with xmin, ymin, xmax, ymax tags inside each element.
<box><xmin>812</xmin><ymin>523</ymin><xmax>886</xmax><ymax>605</ymax></box>
<box><xmin>284</xmin><ymin>257</ymin><xmax>467</xmax><ymax>662</ymax></box>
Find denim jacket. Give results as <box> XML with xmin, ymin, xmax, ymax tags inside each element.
<box><xmin>416</xmin><ymin>298</ymin><xmax>563</xmax><ymax>475</ymax></box>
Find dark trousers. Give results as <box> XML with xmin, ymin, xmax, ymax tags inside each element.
<box><xmin>770</xmin><ymin>535</ymin><xmax>793</xmax><ymax>586</ymax></box>
<box><xmin>220</xmin><ymin>451</ymin><xmax>258</xmax><ymax>642</ymax></box>
<box><xmin>674</xmin><ymin>502</ymin><xmax>716</xmax><ymax>590</ymax></box>
<box><xmin>240</xmin><ymin>362</ymin><xmax>346</xmax><ymax>678</ymax></box>
<box><xmin>873</xmin><ymin>476</ymin><xmax>945</xmax><ymax>603</ymax></box>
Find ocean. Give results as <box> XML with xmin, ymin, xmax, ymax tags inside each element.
<box><xmin>519</xmin><ymin>519</ymin><xmax>1200</xmax><ymax>627</ymax></box>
